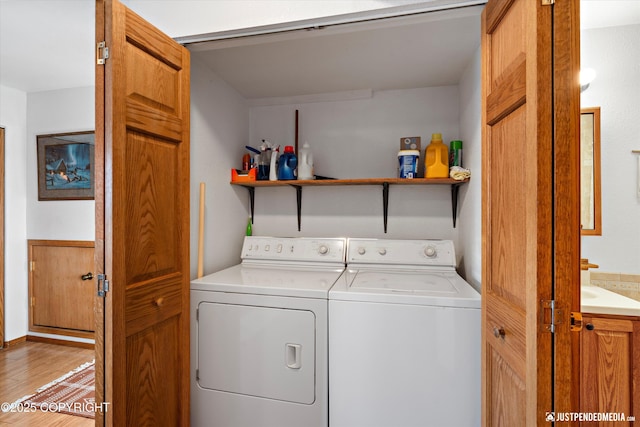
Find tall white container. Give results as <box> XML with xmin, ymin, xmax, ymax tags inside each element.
<box><xmin>297</xmin><ymin>142</ymin><xmax>314</xmax><ymax>180</ymax></box>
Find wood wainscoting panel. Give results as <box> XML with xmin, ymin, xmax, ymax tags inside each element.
<box><xmin>28</xmin><ymin>240</ymin><xmax>95</xmax><ymax>339</ymax></box>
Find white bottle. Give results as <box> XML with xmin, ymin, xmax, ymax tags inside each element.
<box><xmin>297</xmin><ymin>142</ymin><xmax>314</xmax><ymax>180</ymax></box>
<box><xmin>269</xmin><ymin>146</ymin><xmax>279</xmax><ymax>181</ymax></box>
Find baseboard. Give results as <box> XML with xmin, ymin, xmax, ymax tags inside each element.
<box><xmin>3</xmin><ymin>335</ymin><xmax>27</xmax><ymax>347</ymax></box>
<box><xmin>27</xmin><ymin>335</ymin><xmax>95</xmax><ymax>350</ymax></box>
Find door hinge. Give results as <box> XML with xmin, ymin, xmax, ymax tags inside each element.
<box><xmin>97</xmin><ymin>274</ymin><xmax>110</xmax><ymax>298</ymax></box>
<box><xmin>31</xmin><ymin>297</ymin><xmax>35</xmax><ymax>307</ymax></box>
<box><xmin>542</xmin><ymin>0</ymin><xmax>555</xmax><ymax>5</ymax></box>
<box><xmin>541</xmin><ymin>300</ymin><xmax>563</xmax><ymax>333</ymax></box>
<box><xmin>96</xmin><ymin>41</ymin><xmax>109</xmax><ymax>65</ymax></box>
<box><xmin>196</xmin><ymin>369</ymin><xmax>199</xmax><ymax>381</ymax></box>
<box><xmin>570</xmin><ymin>311</ymin><xmax>583</xmax><ymax>332</ymax></box>
<box><xmin>196</xmin><ymin>308</ymin><xmax>199</xmax><ymax>322</ymax></box>
<box><xmin>30</xmin><ymin>261</ymin><xmax>35</xmax><ymax>272</ymax></box>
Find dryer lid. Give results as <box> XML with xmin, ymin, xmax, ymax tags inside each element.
<box><xmin>191</xmin><ymin>263</ymin><xmax>345</xmax><ymax>299</ymax></box>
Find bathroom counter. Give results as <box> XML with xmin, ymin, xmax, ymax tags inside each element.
<box><xmin>581</xmin><ymin>286</ymin><xmax>640</xmax><ymax>317</ymax></box>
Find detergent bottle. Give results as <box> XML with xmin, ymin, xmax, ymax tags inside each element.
<box><xmin>297</xmin><ymin>142</ymin><xmax>314</xmax><ymax>180</ymax></box>
<box><xmin>278</xmin><ymin>146</ymin><xmax>298</xmax><ymax>180</ymax></box>
<box><xmin>425</xmin><ymin>133</ymin><xmax>449</xmax><ymax>178</ymax></box>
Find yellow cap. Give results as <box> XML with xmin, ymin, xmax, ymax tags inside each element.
<box><xmin>431</xmin><ymin>133</ymin><xmax>442</xmax><ymax>141</ymax></box>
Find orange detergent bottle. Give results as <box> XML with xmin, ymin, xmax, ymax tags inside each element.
<box><xmin>425</xmin><ymin>133</ymin><xmax>449</xmax><ymax>178</ymax></box>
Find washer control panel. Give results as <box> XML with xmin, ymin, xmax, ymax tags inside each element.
<box><xmin>347</xmin><ymin>239</ymin><xmax>456</xmax><ymax>267</ymax></box>
<box><xmin>242</xmin><ymin>236</ymin><xmax>346</xmax><ymax>263</ymax></box>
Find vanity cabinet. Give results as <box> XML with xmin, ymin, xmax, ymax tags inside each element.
<box><xmin>581</xmin><ymin>314</ymin><xmax>640</xmax><ymax>425</ymax></box>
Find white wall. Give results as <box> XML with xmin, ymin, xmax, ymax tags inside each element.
<box><xmin>0</xmin><ymin>86</ymin><xmax>95</xmax><ymax>343</ymax></box>
<box><xmin>580</xmin><ymin>24</ymin><xmax>640</xmax><ymax>273</ymax></box>
<box><xmin>2</xmin><ymin>2</ymin><xmax>485</xmax><ymax>342</ymax></box>
<box><xmin>27</xmin><ymin>87</ymin><xmax>95</xmax><ymax>241</ymax></box>
<box><xmin>248</xmin><ymin>86</ymin><xmax>461</xmax><ymax>243</ymax></box>
<box><xmin>0</xmin><ymin>84</ymin><xmax>28</xmax><ymax>341</ymax></box>
<box><xmin>457</xmin><ymin>47</ymin><xmax>481</xmax><ymax>289</ymax></box>
<box><xmin>122</xmin><ymin>0</ymin><xmax>485</xmax><ymax>278</ymax></box>
<box><xmin>190</xmin><ymin>58</ymin><xmax>250</xmax><ymax>277</ymax></box>
<box><xmin>18</xmin><ymin>86</ymin><xmax>96</xmax><ymax>343</ymax></box>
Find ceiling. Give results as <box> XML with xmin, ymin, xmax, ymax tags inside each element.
<box><xmin>0</xmin><ymin>1</ymin><xmax>639</xmax><ymax>94</ymax></box>
<box><xmin>190</xmin><ymin>6</ymin><xmax>482</xmax><ymax>100</ymax></box>
<box><xmin>0</xmin><ymin>0</ymin><xmax>95</xmax><ymax>92</ymax></box>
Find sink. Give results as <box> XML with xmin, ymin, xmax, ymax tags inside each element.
<box><xmin>581</xmin><ymin>288</ymin><xmax>599</xmax><ymax>300</ymax></box>
<box><xmin>581</xmin><ymin>286</ymin><xmax>640</xmax><ymax>316</ymax></box>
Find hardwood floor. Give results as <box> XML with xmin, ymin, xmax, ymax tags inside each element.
<box><xmin>0</xmin><ymin>341</ymin><xmax>94</xmax><ymax>426</ymax></box>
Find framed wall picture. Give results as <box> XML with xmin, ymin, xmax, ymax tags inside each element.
<box><xmin>37</xmin><ymin>131</ymin><xmax>95</xmax><ymax>201</ymax></box>
<box><xmin>580</xmin><ymin>107</ymin><xmax>601</xmax><ymax>235</ymax></box>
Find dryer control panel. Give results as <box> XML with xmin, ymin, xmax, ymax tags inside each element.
<box><xmin>241</xmin><ymin>236</ymin><xmax>346</xmax><ymax>264</ymax></box>
<box><xmin>347</xmin><ymin>238</ymin><xmax>456</xmax><ymax>267</ymax></box>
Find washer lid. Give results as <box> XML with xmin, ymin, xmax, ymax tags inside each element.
<box><xmin>330</xmin><ymin>268</ymin><xmax>480</xmax><ymax>308</ymax></box>
<box><xmin>191</xmin><ymin>263</ymin><xmax>345</xmax><ymax>299</ymax></box>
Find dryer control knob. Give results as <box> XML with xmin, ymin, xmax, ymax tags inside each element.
<box><xmin>378</xmin><ymin>248</ymin><xmax>387</xmax><ymax>256</ymax></box>
<box><xmin>358</xmin><ymin>247</ymin><xmax>366</xmax><ymax>255</ymax></box>
<box><xmin>319</xmin><ymin>245</ymin><xmax>329</xmax><ymax>255</ymax></box>
<box><xmin>424</xmin><ymin>246</ymin><xmax>437</xmax><ymax>258</ymax></box>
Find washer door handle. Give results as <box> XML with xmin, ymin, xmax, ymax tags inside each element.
<box><xmin>286</xmin><ymin>343</ymin><xmax>302</xmax><ymax>369</ymax></box>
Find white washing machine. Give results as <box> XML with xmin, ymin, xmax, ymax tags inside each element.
<box><xmin>329</xmin><ymin>238</ymin><xmax>481</xmax><ymax>427</ymax></box>
<box><xmin>190</xmin><ymin>236</ymin><xmax>346</xmax><ymax>427</ymax></box>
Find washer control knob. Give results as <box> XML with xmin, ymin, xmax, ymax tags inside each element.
<box><xmin>319</xmin><ymin>245</ymin><xmax>329</xmax><ymax>255</ymax></box>
<box><xmin>265</xmin><ymin>245</ymin><xmax>270</xmax><ymax>252</ymax></box>
<box><xmin>378</xmin><ymin>248</ymin><xmax>387</xmax><ymax>256</ymax></box>
<box><xmin>277</xmin><ymin>244</ymin><xmax>283</xmax><ymax>253</ymax></box>
<box><xmin>358</xmin><ymin>247</ymin><xmax>366</xmax><ymax>255</ymax></box>
<box><xmin>424</xmin><ymin>246</ymin><xmax>437</xmax><ymax>258</ymax></box>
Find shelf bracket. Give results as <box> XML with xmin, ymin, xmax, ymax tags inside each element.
<box><xmin>451</xmin><ymin>184</ymin><xmax>459</xmax><ymax>228</ymax></box>
<box><xmin>242</xmin><ymin>185</ymin><xmax>255</xmax><ymax>224</ymax></box>
<box><xmin>382</xmin><ymin>182</ymin><xmax>389</xmax><ymax>233</ymax></box>
<box><xmin>292</xmin><ymin>185</ymin><xmax>302</xmax><ymax>231</ymax></box>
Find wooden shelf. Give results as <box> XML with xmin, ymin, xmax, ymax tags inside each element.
<box><xmin>231</xmin><ymin>177</ymin><xmax>467</xmax><ymax>187</ymax></box>
<box><xmin>231</xmin><ymin>177</ymin><xmax>470</xmax><ymax>233</ymax></box>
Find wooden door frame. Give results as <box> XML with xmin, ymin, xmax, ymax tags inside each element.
<box><xmin>0</xmin><ymin>127</ymin><xmax>4</xmax><ymax>348</ymax></box>
<box><xmin>552</xmin><ymin>0</ymin><xmax>582</xmax><ymax>416</ymax></box>
<box><xmin>95</xmin><ymin>1</ymin><xmax>106</xmax><ymax>425</ymax></box>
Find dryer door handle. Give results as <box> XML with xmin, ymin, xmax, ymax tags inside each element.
<box><xmin>286</xmin><ymin>343</ymin><xmax>302</xmax><ymax>369</ymax></box>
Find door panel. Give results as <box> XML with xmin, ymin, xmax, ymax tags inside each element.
<box><xmin>482</xmin><ymin>0</ymin><xmax>553</xmax><ymax>424</ymax></box>
<box><xmin>96</xmin><ymin>0</ymin><xmax>190</xmax><ymax>425</ymax></box>
<box><xmin>482</xmin><ymin>0</ymin><xmax>581</xmax><ymax>424</ymax></box>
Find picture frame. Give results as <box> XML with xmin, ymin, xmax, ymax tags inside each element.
<box><xmin>37</xmin><ymin>131</ymin><xmax>95</xmax><ymax>201</ymax></box>
<box><xmin>580</xmin><ymin>107</ymin><xmax>601</xmax><ymax>235</ymax></box>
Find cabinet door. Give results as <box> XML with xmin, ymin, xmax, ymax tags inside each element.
<box><xmin>29</xmin><ymin>240</ymin><xmax>95</xmax><ymax>336</ymax></box>
<box><xmin>581</xmin><ymin>315</ymin><xmax>640</xmax><ymax>424</ymax></box>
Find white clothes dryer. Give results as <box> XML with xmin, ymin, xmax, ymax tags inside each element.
<box><xmin>190</xmin><ymin>236</ymin><xmax>346</xmax><ymax>427</ymax></box>
<box><xmin>329</xmin><ymin>238</ymin><xmax>481</xmax><ymax>427</ymax></box>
